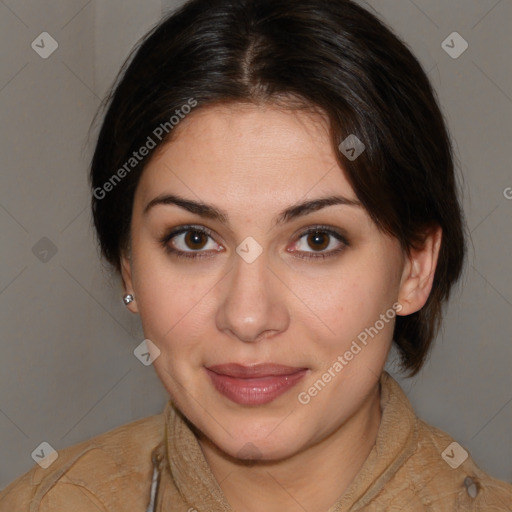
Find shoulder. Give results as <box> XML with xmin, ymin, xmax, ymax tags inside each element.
<box><xmin>0</xmin><ymin>412</ymin><xmax>165</xmax><ymax>512</ymax></box>
<box><xmin>394</xmin><ymin>417</ymin><xmax>512</xmax><ymax>510</ymax></box>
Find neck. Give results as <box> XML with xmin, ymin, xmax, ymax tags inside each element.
<box><xmin>197</xmin><ymin>382</ymin><xmax>382</xmax><ymax>512</ymax></box>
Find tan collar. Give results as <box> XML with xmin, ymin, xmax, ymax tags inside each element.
<box><xmin>154</xmin><ymin>371</ymin><xmax>419</xmax><ymax>511</ymax></box>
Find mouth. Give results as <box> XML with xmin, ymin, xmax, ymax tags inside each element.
<box><xmin>205</xmin><ymin>363</ymin><xmax>309</xmax><ymax>405</ymax></box>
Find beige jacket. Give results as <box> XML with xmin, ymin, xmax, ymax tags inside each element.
<box><xmin>1</xmin><ymin>371</ymin><xmax>511</xmax><ymax>511</ymax></box>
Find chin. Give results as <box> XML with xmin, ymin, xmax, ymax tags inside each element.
<box><xmin>209</xmin><ymin>422</ymin><xmax>307</xmax><ymax>463</ymax></box>
<box><xmin>228</xmin><ymin>440</ymin><xmax>299</xmax><ymax>463</ymax></box>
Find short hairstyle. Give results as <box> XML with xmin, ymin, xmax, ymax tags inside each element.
<box><xmin>90</xmin><ymin>0</ymin><xmax>467</xmax><ymax>376</ymax></box>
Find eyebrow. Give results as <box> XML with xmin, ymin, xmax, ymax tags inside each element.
<box><xmin>143</xmin><ymin>193</ymin><xmax>362</xmax><ymax>227</ymax></box>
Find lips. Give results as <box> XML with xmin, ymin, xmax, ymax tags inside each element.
<box><xmin>205</xmin><ymin>363</ymin><xmax>308</xmax><ymax>405</ymax></box>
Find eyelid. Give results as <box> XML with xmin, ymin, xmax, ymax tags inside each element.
<box><xmin>163</xmin><ymin>224</ymin><xmax>218</xmax><ymax>242</ymax></box>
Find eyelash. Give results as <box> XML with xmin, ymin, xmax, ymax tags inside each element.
<box><xmin>159</xmin><ymin>224</ymin><xmax>349</xmax><ymax>261</ymax></box>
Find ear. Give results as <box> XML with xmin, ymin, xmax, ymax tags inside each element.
<box><xmin>120</xmin><ymin>251</ymin><xmax>139</xmax><ymax>314</ymax></box>
<box><xmin>396</xmin><ymin>225</ymin><xmax>442</xmax><ymax>316</ymax></box>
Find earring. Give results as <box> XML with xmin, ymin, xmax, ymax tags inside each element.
<box><xmin>123</xmin><ymin>293</ymin><xmax>135</xmax><ymax>306</ymax></box>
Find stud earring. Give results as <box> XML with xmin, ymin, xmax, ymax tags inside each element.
<box><xmin>123</xmin><ymin>293</ymin><xmax>135</xmax><ymax>306</ymax></box>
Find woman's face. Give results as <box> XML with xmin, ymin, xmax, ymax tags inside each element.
<box><xmin>122</xmin><ymin>103</ymin><xmax>414</xmax><ymax>461</ymax></box>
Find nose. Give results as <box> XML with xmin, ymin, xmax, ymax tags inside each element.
<box><xmin>215</xmin><ymin>250</ymin><xmax>289</xmax><ymax>343</ymax></box>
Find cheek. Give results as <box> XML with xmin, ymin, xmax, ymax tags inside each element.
<box><xmin>304</xmin><ymin>261</ymin><xmax>396</xmax><ymax>335</ymax></box>
<box><xmin>130</xmin><ymin>246</ymin><xmax>220</xmax><ymax>359</ymax></box>
<box><xmin>136</xmin><ymin>274</ymin><xmax>211</xmax><ymax>344</ymax></box>
<box><xmin>296</xmin><ymin>252</ymin><xmax>400</xmax><ymax>374</ymax></box>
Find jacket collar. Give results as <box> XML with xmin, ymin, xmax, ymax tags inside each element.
<box><xmin>153</xmin><ymin>371</ymin><xmax>418</xmax><ymax>511</ymax></box>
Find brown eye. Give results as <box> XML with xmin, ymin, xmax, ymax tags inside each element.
<box><xmin>160</xmin><ymin>225</ymin><xmax>223</xmax><ymax>259</ymax></box>
<box><xmin>306</xmin><ymin>231</ymin><xmax>330</xmax><ymax>251</ymax></box>
<box><xmin>290</xmin><ymin>226</ymin><xmax>349</xmax><ymax>260</ymax></box>
<box><xmin>184</xmin><ymin>230</ymin><xmax>209</xmax><ymax>250</ymax></box>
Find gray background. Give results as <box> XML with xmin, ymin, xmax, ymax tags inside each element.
<box><xmin>0</xmin><ymin>0</ymin><xmax>510</xmax><ymax>490</ymax></box>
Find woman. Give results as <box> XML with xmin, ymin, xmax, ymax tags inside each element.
<box><xmin>1</xmin><ymin>0</ymin><xmax>511</xmax><ymax>510</ymax></box>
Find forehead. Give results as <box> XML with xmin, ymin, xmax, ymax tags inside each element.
<box><xmin>135</xmin><ymin>103</ymin><xmax>359</xmax><ymax>214</ymax></box>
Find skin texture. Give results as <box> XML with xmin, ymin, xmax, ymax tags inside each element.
<box><xmin>121</xmin><ymin>103</ymin><xmax>442</xmax><ymax>512</ymax></box>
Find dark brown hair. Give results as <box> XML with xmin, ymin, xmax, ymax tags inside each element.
<box><xmin>90</xmin><ymin>0</ymin><xmax>467</xmax><ymax>376</ymax></box>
